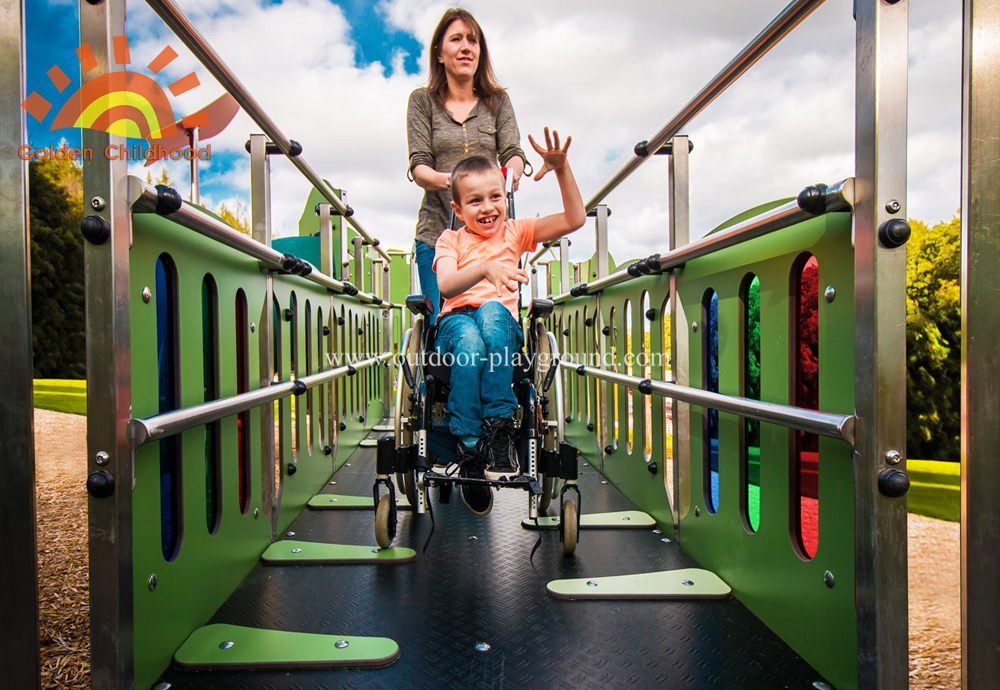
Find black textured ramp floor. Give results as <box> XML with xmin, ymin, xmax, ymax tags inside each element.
<box><xmin>159</xmin><ymin>436</ymin><xmax>828</xmax><ymax>690</ymax></box>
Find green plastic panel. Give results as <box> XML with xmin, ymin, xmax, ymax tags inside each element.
<box><xmin>547</xmin><ymin>568</ymin><xmax>731</xmax><ymax>600</ymax></box>
<box><xmin>307</xmin><ymin>493</ymin><xmax>412</xmax><ymax>510</ymax></box>
<box><xmin>521</xmin><ymin>510</ymin><xmax>656</xmax><ymax>530</ymax></box>
<box><xmin>173</xmin><ymin>623</ymin><xmax>399</xmax><ymax>670</ymax></box>
<box><xmin>261</xmin><ymin>540</ymin><xmax>416</xmax><ymax>564</ymax></box>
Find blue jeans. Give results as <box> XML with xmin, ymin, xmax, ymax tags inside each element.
<box><xmin>435</xmin><ymin>301</ymin><xmax>524</xmax><ymax>439</ymax></box>
<box><xmin>413</xmin><ymin>240</ymin><xmax>440</xmax><ymax>324</ymax></box>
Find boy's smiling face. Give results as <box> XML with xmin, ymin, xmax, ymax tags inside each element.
<box><xmin>451</xmin><ymin>169</ymin><xmax>507</xmax><ymax>237</ymax></box>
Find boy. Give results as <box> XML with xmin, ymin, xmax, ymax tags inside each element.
<box><xmin>433</xmin><ymin>128</ymin><xmax>585</xmax><ymax>514</ymax></box>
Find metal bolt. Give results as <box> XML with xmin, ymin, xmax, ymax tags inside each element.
<box><xmin>253</xmin><ymin>508</ymin><xmax>259</xmax><ymax>519</ymax></box>
<box><xmin>287</xmin><ymin>531</ymin><xmax>295</xmax><ymax>536</ymax></box>
<box><xmin>220</xmin><ymin>641</ymin><xmax>235</xmax><ymax>650</ymax></box>
<box><xmin>250</xmin><ymin>322</ymin><xmax>256</xmax><ymax>333</ymax></box>
<box><xmin>291</xmin><ymin>548</ymin><xmax>301</xmax><ymax>554</ymax></box>
<box><xmin>330</xmin><ymin>498</ymin><xmax>337</xmax><ymax>503</ymax></box>
<box><xmin>587</xmin><ymin>580</ymin><xmax>599</xmax><ymax>587</ymax></box>
<box><xmin>335</xmin><ymin>640</ymin><xmax>350</xmax><ymax>649</ymax></box>
<box><xmin>652</xmin><ymin>529</ymin><xmax>663</xmax><ymax>535</ymax></box>
<box><xmin>601</xmin><ymin>480</ymin><xmax>608</xmax><ymax>485</ymax></box>
<box><xmin>813</xmin><ymin>683</ymin><xmax>833</xmax><ymax>690</ymax></box>
<box><xmin>694</xmin><ymin>506</ymin><xmax>700</xmax><ymax>517</ymax></box>
<box><xmin>468</xmin><ymin>535</ymin><xmax>478</xmax><ymax>540</ymax></box>
<box><xmin>475</xmin><ymin>642</ymin><xmax>491</xmax><ymax>652</ymax></box>
<box><xmin>885</xmin><ymin>449</ymin><xmax>902</xmax><ymax>465</ymax></box>
<box><xmin>622</xmin><ymin>516</ymin><xmax>631</xmax><ymax>521</ymax></box>
<box><xmin>692</xmin><ymin>321</ymin><xmax>698</xmax><ymax>332</ymax></box>
<box><xmin>153</xmin><ymin>683</ymin><xmax>172</xmax><ymax>690</ymax></box>
<box><xmin>372</xmin><ymin>548</ymin><xmax>380</xmax><ymax>553</ymax></box>
<box><xmin>824</xmin><ymin>286</ymin><xmax>836</xmax><ymax>303</ymax></box>
<box><xmin>824</xmin><ymin>570</ymin><xmax>835</xmax><ymax>588</ymax></box>
<box><xmin>661</xmin><ymin>538</ymin><xmax>672</xmax><ymax>543</ymax></box>
<box><xmin>330</xmin><ymin>480</ymin><xmax>337</xmax><ymax>485</ymax></box>
<box><xmin>583</xmin><ymin>462</ymin><xmax>588</xmax><ymax>467</ymax></box>
<box><xmin>885</xmin><ymin>199</ymin><xmax>901</xmax><ymax>214</ymax></box>
<box><xmin>346</xmin><ymin>463</ymin><xmax>352</xmax><ymax>467</ymax></box>
<box><xmin>141</xmin><ymin>287</ymin><xmax>151</xmax><ymax>303</ymax></box>
<box><xmin>681</xmin><ymin>579</ymin><xmax>694</xmax><ymax>586</ymax></box>
<box><xmin>91</xmin><ymin>196</ymin><xmax>105</xmax><ymax>211</ymax></box>
<box><xmin>95</xmin><ymin>451</ymin><xmax>109</xmax><ymax>466</ymax></box>
<box><xmin>147</xmin><ymin>574</ymin><xmax>157</xmax><ymax>591</ymax></box>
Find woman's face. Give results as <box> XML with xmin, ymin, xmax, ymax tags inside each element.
<box><xmin>437</xmin><ymin>18</ymin><xmax>480</xmax><ymax>82</ymax></box>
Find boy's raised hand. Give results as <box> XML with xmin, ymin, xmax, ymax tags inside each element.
<box><xmin>483</xmin><ymin>261</ymin><xmax>529</xmax><ymax>297</ymax></box>
<box><xmin>529</xmin><ymin>127</ymin><xmax>572</xmax><ymax>181</ymax></box>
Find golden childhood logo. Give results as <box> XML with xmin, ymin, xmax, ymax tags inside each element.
<box><xmin>19</xmin><ymin>35</ymin><xmax>234</xmax><ymax>162</ymax></box>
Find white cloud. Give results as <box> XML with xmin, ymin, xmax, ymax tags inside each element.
<box><xmin>122</xmin><ymin>0</ymin><xmax>961</xmax><ymax>265</ymax></box>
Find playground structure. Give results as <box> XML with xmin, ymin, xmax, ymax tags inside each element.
<box><xmin>2</xmin><ymin>0</ymin><xmax>999</xmax><ymax>688</ymax></box>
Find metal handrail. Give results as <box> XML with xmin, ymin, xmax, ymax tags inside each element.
<box><xmin>528</xmin><ymin>0</ymin><xmax>829</xmax><ymax>264</ymax></box>
<box><xmin>128</xmin><ymin>176</ymin><xmax>386</xmax><ymax>306</ymax></box>
<box><xmin>560</xmin><ymin>360</ymin><xmax>854</xmax><ymax>445</ymax></box>
<box><xmin>128</xmin><ymin>354</ymin><xmax>390</xmax><ymax>447</ymax></box>
<box><xmin>549</xmin><ymin>178</ymin><xmax>853</xmax><ymax>303</ymax></box>
<box><xmin>145</xmin><ymin>0</ymin><xmax>391</xmax><ymax>263</ymax></box>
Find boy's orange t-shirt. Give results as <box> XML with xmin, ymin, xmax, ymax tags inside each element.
<box><xmin>432</xmin><ymin>217</ymin><xmax>538</xmax><ymax>318</ymax></box>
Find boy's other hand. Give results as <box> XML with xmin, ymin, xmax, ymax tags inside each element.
<box><xmin>483</xmin><ymin>261</ymin><xmax>529</xmax><ymax>296</ymax></box>
<box><xmin>529</xmin><ymin>127</ymin><xmax>572</xmax><ymax>182</ymax></box>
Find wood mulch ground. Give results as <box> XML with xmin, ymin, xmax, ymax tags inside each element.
<box><xmin>33</xmin><ymin>409</ymin><xmax>960</xmax><ymax>689</ymax></box>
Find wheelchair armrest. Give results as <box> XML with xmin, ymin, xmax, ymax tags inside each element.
<box><xmin>406</xmin><ymin>294</ymin><xmax>434</xmax><ymax>316</ymax></box>
<box><xmin>528</xmin><ymin>298</ymin><xmax>554</xmax><ymax>320</ymax></box>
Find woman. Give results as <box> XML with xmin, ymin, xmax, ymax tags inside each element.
<box><xmin>407</xmin><ymin>8</ymin><xmax>529</xmax><ymax>323</ymax></box>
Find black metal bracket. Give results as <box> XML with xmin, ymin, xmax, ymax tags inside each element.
<box><xmin>244</xmin><ymin>139</ymin><xmax>302</xmax><ymax>157</ymax></box>
<box><xmin>634</xmin><ymin>138</ymin><xmax>694</xmax><ymax>157</ymax></box>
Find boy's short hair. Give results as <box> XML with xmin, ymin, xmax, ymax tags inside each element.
<box><xmin>450</xmin><ymin>156</ymin><xmax>502</xmax><ymax>200</ymax></box>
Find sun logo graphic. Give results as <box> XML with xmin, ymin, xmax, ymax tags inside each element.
<box><xmin>21</xmin><ymin>35</ymin><xmax>206</xmax><ymax>139</ymax></box>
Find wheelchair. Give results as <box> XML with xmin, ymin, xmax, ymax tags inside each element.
<box><xmin>373</xmin><ymin>295</ymin><xmax>581</xmax><ymax>555</ymax></box>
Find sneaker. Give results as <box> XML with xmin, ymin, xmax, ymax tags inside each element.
<box><xmin>481</xmin><ymin>417</ymin><xmax>519</xmax><ymax>481</ymax></box>
<box><xmin>456</xmin><ymin>443</ymin><xmax>492</xmax><ymax>516</ymax></box>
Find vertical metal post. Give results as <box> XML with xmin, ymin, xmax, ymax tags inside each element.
<box><xmin>352</xmin><ymin>235</ymin><xmax>363</xmax><ymax>288</ymax></box>
<box><xmin>319</xmin><ymin>203</ymin><xmax>337</xmax><ymax>460</ymax></box>
<box><xmin>250</xmin><ymin>133</ymin><xmax>276</xmax><ymax>537</ymax></box>
<box><xmin>530</xmin><ymin>265</ymin><xmax>538</xmax><ymax>300</ymax></box>
<box><xmin>594</xmin><ymin>206</ymin><xmax>610</xmax><ymax>468</ymax></box>
<box><xmin>0</xmin><ymin>1</ymin><xmax>39</xmax><ymax>686</ymax></box>
<box><xmin>81</xmin><ymin>0</ymin><xmax>134</xmax><ymax>686</ymax></box>
<box><xmin>559</xmin><ymin>237</ymin><xmax>570</xmax><ymax>292</ymax></box>
<box><xmin>668</xmin><ymin>135</ymin><xmax>690</xmax><ymax>539</ymax></box>
<box><xmin>188</xmin><ymin>126</ymin><xmax>200</xmax><ymax>204</ymax></box>
<box><xmin>854</xmin><ymin>1</ymin><xmax>909</xmax><ymax>687</ymax></box>
<box><xmin>408</xmin><ymin>248</ymin><xmax>420</xmax><ymax>331</ymax></box>
<box><xmin>381</xmin><ymin>266</ymin><xmax>392</xmax><ymax>415</ymax></box>
<box><xmin>961</xmin><ymin>1</ymin><xmax>1000</xmax><ymax>686</ymax></box>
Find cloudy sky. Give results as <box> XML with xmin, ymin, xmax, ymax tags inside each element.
<box><xmin>25</xmin><ymin>0</ymin><xmax>962</xmax><ymax>266</ymax></box>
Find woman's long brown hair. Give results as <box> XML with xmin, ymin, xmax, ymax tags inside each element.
<box><xmin>427</xmin><ymin>8</ymin><xmax>505</xmax><ymax>115</ymax></box>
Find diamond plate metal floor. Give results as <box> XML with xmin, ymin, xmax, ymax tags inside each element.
<box><xmin>157</xmin><ymin>433</ymin><xmax>829</xmax><ymax>690</ymax></box>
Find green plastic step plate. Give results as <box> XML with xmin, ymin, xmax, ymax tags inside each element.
<box><xmin>307</xmin><ymin>494</ymin><xmax>412</xmax><ymax>510</ymax></box>
<box><xmin>373</xmin><ymin>424</ymin><xmax>393</xmax><ymax>432</ymax></box>
<box><xmin>359</xmin><ymin>438</ymin><xmax>378</xmax><ymax>447</ymax></box>
<box><xmin>173</xmin><ymin>624</ymin><xmax>399</xmax><ymax>670</ymax></box>
<box><xmin>262</xmin><ymin>540</ymin><xmax>416</xmax><ymax>564</ymax></box>
<box><xmin>521</xmin><ymin>510</ymin><xmax>656</xmax><ymax>530</ymax></box>
<box><xmin>547</xmin><ymin>568</ymin><xmax>732</xmax><ymax>600</ymax></box>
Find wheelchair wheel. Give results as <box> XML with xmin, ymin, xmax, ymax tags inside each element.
<box><xmin>397</xmin><ymin>470</ymin><xmax>418</xmax><ymax>506</ymax></box>
<box><xmin>562</xmin><ymin>499</ymin><xmax>578</xmax><ymax>556</ymax></box>
<box><xmin>375</xmin><ymin>494</ymin><xmax>394</xmax><ymax>549</ymax></box>
<box><xmin>394</xmin><ymin>323</ymin><xmax>422</xmax><ymax>507</ymax></box>
<box><xmin>539</xmin><ymin>476</ymin><xmax>554</xmax><ymax>512</ymax></box>
<box><xmin>532</xmin><ymin>320</ymin><xmax>564</xmax><ymax>513</ymax></box>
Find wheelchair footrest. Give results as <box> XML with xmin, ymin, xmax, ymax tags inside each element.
<box><xmin>423</xmin><ymin>471</ymin><xmax>542</xmax><ymax>495</ymax></box>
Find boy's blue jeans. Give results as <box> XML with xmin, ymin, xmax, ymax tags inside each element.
<box><xmin>434</xmin><ymin>301</ymin><xmax>523</xmax><ymax>439</ymax></box>
<box><xmin>413</xmin><ymin>241</ymin><xmax>440</xmax><ymax>324</ymax></box>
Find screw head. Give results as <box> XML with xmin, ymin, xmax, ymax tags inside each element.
<box><xmin>253</xmin><ymin>508</ymin><xmax>260</xmax><ymax>518</ymax></box>
<box><xmin>661</xmin><ymin>537</ymin><xmax>672</xmax><ymax>543</ymax></box>
<box><xmin>652</xmin><ymin>529</ymin><xmax>663</xmax><ymax>534</ymax></box>
<box><xmin>622</xmin><ymin>516</ymin><xmax>631</xmax><ymax>521</ymax></box>
<box><xmin>95</xmin><ymin>451</ymin><xmax>109</xmax><ymax>466</ymax></box>
<box><xmin>291</xmin><ymin>548</ymin><xmax>302</xmax><ymax>554</ymax></box>
<box><xmin>824</xmin><ymin>286</ymin><xmax>836</xmax><ymax>303</ymax></box>
<box><xmin>91</xmin><ymin>196</ymin><xmax>105</xmax><ymax>211</ymax></box>
<box><xmin>287</xmin><ymin>531</ymin><xmax>295</xmax><ymax>536</ymax></box>
<box><xmin>587</xmin><ymin>580</ymin><xmax>599</xmax><ymax>587</ymax></box>
<box><xmin>813</xmin><ymin>682</ymin><xmax>833</xmax><ymax>690</ymax></box>
<box><xmin>148</xmin><ymin>574</ymin><xmax>157</xmax><ymax>591</ymax></box>
<box><xmin>694</xmin><ymin>506</ymin><xmax>700</xmax><ymax>517</ymax></box>
<box><xmin>692</xmin><ymin>321</ymin><xmax>698</xmax><ymax>332</ymax></box>
<box><xmin>468</xmin><ymin>535</ymin><xmax>478</xmax><ymax>540</ymax></box>
<box><xmin>824</xmin><ymin>570</ymin><xmax>835</xmax><ymax>588</ymax></box>
<box><xmin>474</xmin><ymin>642</ymin><xmax>491</xmax><ymax>652</ymax></box>
<box><xmin>153</xmin><ymin>683</ymin><xmax>172</xmax><ymax>690</ymax></box>
<box><xmin>250</xmin><ymin>322</ymin><xmax>256</xmax><ymax>333</ymax></box>
<box><xmin>219</xmin><ymin>641</ymin><xmax>235</xmax><ymax>650</ymax></box>
<box><xmin>335</xmin><ymin>640</ymin><xmax>350</xmax><ymax>649</ymax></box>
<box><xmin>885</xmin><ymin>199</ymin><xmax>901</xmax><ymax>214</ymax></box>
<box><xmin>885</xmin><ymin>449</ymin><xmax>902</xmax><ymax>465</ymax></box>
<box><xmin>141</xmin><ymin>287</ymin><xmax>151</xmax><ymax>303</ymax></box>
<box><xmin>681</xmin><ymin>579</ymin><xmax>694</xmax><ymax>586</ymax></box>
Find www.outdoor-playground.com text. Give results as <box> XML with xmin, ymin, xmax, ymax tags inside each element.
<box><xmin>326</xmin><ymin>350</ymin><xmax>671</xmax><ymax>372</ymax></box>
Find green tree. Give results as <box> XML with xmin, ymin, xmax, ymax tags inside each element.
<box><xmin>906</xmin><ymin>214</ymin><xmax>961</xmax><ymax>462</ymax></box>
<box><xmin>29</xmin><ymin>156</ymin><xmax>85</xmax><ymax>378</ymax></box>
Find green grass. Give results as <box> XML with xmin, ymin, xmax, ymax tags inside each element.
<box><xmin>907</xmin><ymin>459</ymin><xmax>960</xmax><ymax>522</ymax></box>
<box><xmin>33</xmin><ymin>378</ymin><xmax>87</xmax><ymax>416</ymax></box>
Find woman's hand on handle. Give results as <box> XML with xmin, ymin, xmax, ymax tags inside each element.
<box><xmin>412</xmin><ymin>164</ymin><xmax>452</xmax><ymax>192</ymax></box>
<box><xmin>529</xmin><ymin>127</ymin><xmax>571</xmax><ymax>182</ymax></box>
<box><xmin>506</xmin><ymin>156</ymin><xmax>525</xmax><ymax>192</ymax></box>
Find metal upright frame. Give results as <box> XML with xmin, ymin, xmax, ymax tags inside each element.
<box><xmin>961</xmin><ymin>1</ymin><xmax>1000</xmax><ymax>686</ymax></box>
<box><xmin>668</xmin><ymin>135</ymin><xmax>690</xmax><ymax>538</ymax></box>
<box><xmin>319</xmin><ymin>203</ymin><xmax>339</xmax><ymax>461</ymax></box>
<box><xmin>853</xmin><ymin>1</ymin><xmax>910</xmax><ymax>687</ymax></box>
<box><xmin>0</xmin><ymin>1</ymin><xmax>40</xmax><ymax>686</ymax></box>
<box><xmin>81</xmin><ymin>1</ymin><xmax>135</xmax><ymax>687</ymax></box>
<box><xmin>593</xmin><ymin>206</ymin><xmax>610</xmax><ymax>470</ymax></box>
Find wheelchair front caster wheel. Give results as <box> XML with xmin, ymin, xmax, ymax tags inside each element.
<box><xmin>539</xmin><ymin>476</ymin><xmax>554</xmax><ymax>512</ymax></box>
<box><xmin>375</xmin><ymin>494</ymin><xmax>394</xmax><ymax>549</ymax></box>
<box><xmin>561</xmin><ymin>500</ymin><xmax>578</xmax><ymax>556</ymax></box>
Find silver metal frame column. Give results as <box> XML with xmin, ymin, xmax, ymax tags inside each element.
<box><xmin>668</xmin><ymin>135</ymin><xmax>689</xmax><ymax>539</ymax></box>
<box><xmin>81</xmin><ymin>0</ymin><xmax>134</xmax><ymax>686</ymax></box>
<box><xmin>188</xmin><ymin>125</ymin><xmax>200</xmax><ymax>204</ymax></box>
<box><xmin>381</xmin><ymin>264</ymin><xmax>392</xmax><ymax>415</ymax></box>
<box><xmin>408</xmin><ymin>248</ymin><xmax>420</xmax><ymax>330</ymax></box>
<box><xmin>319</xmin><ymin>203</ymin><xmax>338</xmax><ymax>462</ymax></box>
<box><xmin>854</xmin><ymin>1</ymin><xmax>909</xmax><ymax>687</ymax></box>
<box><xmin>352</xmin><ymin>234</ymin><xmax>364</xmax><ymax>289</ymax></box>
<box><xmin>559</xmin><ymin>237</ymin><xmax>570</xmax><ymax>292</ymax></box>
<box><xmin>961</xmin><ymin>1</ymin><xmax>1000</xmax><ymax>685</ymax></box>
<box><xmin>594</xmin><ymin>206</ymin><xmax>610</xmax><ymax>469</ymax></box>
<box><xmin>250</xmin><ymin>133</ymin><xmax>277</xmax><ymax>538</ymax></box>
<box><xmin>0</xmin><ymin>1</ymin><xmax>40</xmax><ymax>685</ymax></box>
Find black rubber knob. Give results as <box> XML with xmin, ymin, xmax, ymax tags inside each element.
<box><xmin>86</xmin><ymin>470</ymin><xmax>115</xmax><ymax>498</ymax></box>
<box><xmin>323</xmin><ymin>445</ymin><xmax>333</xmax><ymax>456</ymax></box>
<box><xmin>879</xmin><ymin>218</ymin><xmax>911</xmax><ymax>248</ymax></box>
<box><xmin>878</xmin><ymin>469</ymin><xmax>910</xmax><ymax>497</ymax></box>
<box><xmin>287</xmin><ymin>463</ymin><xmax>297</xmax><ymax>476</ymax></box>
<box><xmin>603</xmin><ymin>445</ymin><xmax>614</xmax><ymax>455</ymax></box>
<box><xmin>565</xmin><ymin>416</ymin><xmax>572</xmax><ymax>423</ymax></box>
<box><xmin>81</xmin><ymin>215</ymin><xmax>110</xmax><ymax>245</ymax></box>
<box><xmin>647</xmin><ymin>461</ymin><xmax>658</xmax><ymax>475</ymax></box>
<box><xmin>587</xmin><ymin>423</ymin><xmax>594</xmax><ymax>432</ymax></box>
<box><xmin>338</xmin><ymin>316</ymin><xmax>345</xmax><ymax>326</ymax></box>
<box><xmin>283</xmin><ymin>308</ymin><xmax>293</xmax><ymax>321</ymax></box>
<box><xmin>292</xmin><ymin>380</ymin><xmax>307</xmax><ymax>395</ymax></box>
<box><xmin>645</xmin><ymin>308</ymin><xmax>656</xmax><ymax>321</ymax></box>
<box><xmin>339</xmin><ymin>422</ymin><xmax>347</xmax><ymax>431</ymax></box>
<box><xmin>359</xmin><ymin>415</ymin><xmax>366</xmax><ymax>423</ymax></box>
<box><xmin>602</xmin><ymin>326</ymin><xmax>611</xmax><ymax>336</ymax></box>
<box><xmin>563</xmin><ymin>329</ymin><xmax>570</xmax><ymax>337</ymax></box>
<box><xmin>323</xmin><ymin>326</ymin><xmax>331</xmax><ymax>336</ymax></box>
<box><xmin>584</xmin><ymin>318</ymin><xmax>594</xmax><ymax>327</ymax></box>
